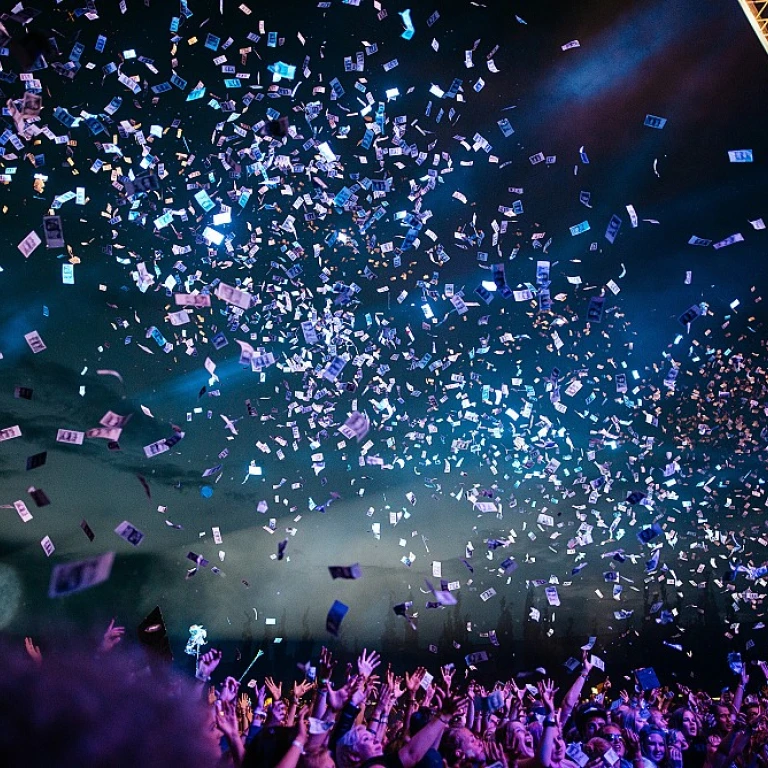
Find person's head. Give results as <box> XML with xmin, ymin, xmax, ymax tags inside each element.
<box><xmin>267</xmin><ymin>698</ymin><xmax>287</xmax><ymax>725</ymax></box>
<box><xmin>668</xmin><ymin>708</ymin><xmax>698</xmax><ymax>741</ymax></box>
<box><xmin>336</xmin><ymin>725</ymin><xmax>383</xmax><ymax>768</ymax></box>
<box><xmin>640</xmin><ymin>726</ymin><xmax>667</xmax><ymax>765</ymax></box>
<box><xmin>714</xmin><ymin>703</ymin><xmax>734</xmax><ymax>735</ymax></box>
<box><xmin>744</xmin><ymin>699</ymin><xmax>762</xmax><ymax>727</ymax></box>
<box><xmin>439</xmin><ymin>726</ymin><xmax>486</xmax><ymax>767</ymax></box>
<box><xmin>598</xmin><ymin>724</ymin><xmax>626</xmax><ymax>758</ymax></box>
<box><xmin>0</xmin><ymin>645</ymin><xmax>219</xmax><ymax>767</ymax></box>
<box><xmin>619</xmin><ymin>706</ymin><xmax>647</xmax><ymax>734</ymax></box>
<box><xmin>576</xmin><ymin>704</ymin><xmax>608</xmax><ymax>741</ymax></box>
<box><xmin>500</xmin><ymin>720</ymin><xmax>534</xmax><ymax>759</ymax></box>
<box><xmin>667</xmin><ymin>729</ymin><xmax>689</xmax><ymax>753</ymax></box>
<box><xmin>410</xmin><ymin>708</ymin><xmax>431</xmax><ymax>737</ymax></box>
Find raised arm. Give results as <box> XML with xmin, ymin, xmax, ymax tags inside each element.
<box><xmin>733</xmin><ymin>666</ymin><xmax>748</xmax><ymax>714</ymax></box>
<box><xmin>274</xmin><ymin>706</ymin><xmax>309</xmax><ymax>768</ymax></box>
<box><xmin>215</xmin><ymin>699</ymin><xmax>246</xmax><ymax>767</ymax></box>
<box><xmin>195</xmin><ymin>648</ymin><xmax>222</xmax><ymax>701</ymax></box>
<box><xmin>398</xmin><ymin>694</ymin><xmax>468</xmax><ymax>768</ymax></box>
<box><xmin>286</xmin><ymin>679</ymin><xmax>313</xmax><ymax>726</ymax></box>
<box><xmin>402</xmin><ymin>666</ymin><xmax>426</xmax><ymax>737</ymax></box>
<box><xmin>536</xmin><ymin>679</ymin><xmax>560</xmax><ymax>768</ymax></box>
<box><xmin>561</xmin><ymin>650</ymin><xmax>593</xmax><ymax>725</ymax></box>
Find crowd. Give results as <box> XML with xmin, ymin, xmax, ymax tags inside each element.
<box><xmin>2</xmin><ymin>624</ymin><xmax>767</xmax><ymax>768</ymax></box>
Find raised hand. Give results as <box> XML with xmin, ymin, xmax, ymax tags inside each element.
<box><xmin>741</xmin><ymin>666</ymin><xmax>750</xmax><ymax>688</ymax></box>
<box><xmin>441</xmin><ymin>664</ymin><xmax>456</xmax><ymax>690</ymax></box>
<box><xmin>24</xmin><ymin>637</ymin><xmax>42</xmax><ymax>665</ymax></box>
<box><xmin>357</xmin><ymin>648</ymin><xmax>381</xmax><ymax>678</ymax></box>
<box><xmin>318</xmin><ymin>646</ymin><xmax>336</xmax><ymax>681</ymax></box>
<box><xmin>350</xmin><ymin>674</ymin><xmax>368</xmax><ymax>707</ymax></box>
<box><xmin>727</xmin><ymin>727</ymin><xmax>752</xmax><ymax>760</ymax></box>
<box><xmin>405</xmin><ymin>666</ymin><xmax>426</xmax><ymax>695</ymax></box>
<box><xmin>624</xmin><ymin>728</ymin><xmax>640</xmax><ymax>758</ymax></box>
<box><xmin>581</xmin><ymin>649</ymin><xmax>594</xmax><ymax>674</ymax></box>
<box><xmin>264</xmin><ymin>676</ymin><xmax>282</xmax><ymax>701</ymax></box>
<box><xmin>538</xmin><ymin>678</ymin><xmax>559</xmax><ymax>714</ymax></box>
<box><xmin>238</xmin><ymin>692</ymin><xmax>251</xmax><ymax>710</ymax></box>
<box><xmin>237</xmin><ymin>692</ymin><xmax>253</xmax><ymax>731</ymax></box>
<box><xmin>390</xmin><ymin>674</ymin><xmax>405</xmax><ymax>700</ymax></box>
<box><xmin>197</xmin><ymin>648</ymin><xmax>222</xmax><ymax>680</ymax></box>
<box><xmin>215</xmin><ymin>699</ymin><xmax>241</xmax><ymax>739</ymax></box>
<box><xmin>486</xmin><ymin>740</ymin><xmax>510</xmax><ymax>767</ymax></box>
<box><xmin>220</xmin><ymin>676</ymin><xmax>240</xmax><ymax>704</ymax></box>
<box><xmin>99</xmin><ymin>618</ymin><xmax>125</xmax><ymax>653</ymax></box>
<box><xmin>292</xmin><ymin>678</ymin><xmax>314</xmax><ymax>701</ymax></box>
<box><xmin>377</xmin><ymin>683</ymin><xmax>393</xmax><ymax>711</ymax></box>
<box><xmin>255</xmin><ymin>683</ymin><xmax>267</xmax><ymax>710</ymax></box>
<box><xmin>295</xmin><ymin>705</ymin><xmax>309</xmax><ymax>742</ymax></box>
<box><xmin>439</xmin><ymin>692</ymin><xmax>469</xmax><ymax>722</ymax></box>
<box><xmin>327</xmin><ymin>679</ymin><xmax>353</xmax><ymax>711</ymax></box>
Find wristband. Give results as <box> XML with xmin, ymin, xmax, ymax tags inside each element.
<box><xmin>195</xmin><ymin>672</ymin><xmax>211</xmax><ymax>682</ymax></box>
<box><xmin>580</xmin><ymin>672</ymin><xmax>589</xmax><ymax>679</ymax></box>
<box><xmin>439</xmin><ymin>716</ymin><xmax>452</xmax><ymax>725</ymax></box>
<box><xmin>292</xmin><ymin>740</ymin><xmax>305</xmax><ymax>750</ymax></box>
<box><xmin>544</xmin><ymin>719</ymin><xmax>557</xmax><ymax>728</ymax></box>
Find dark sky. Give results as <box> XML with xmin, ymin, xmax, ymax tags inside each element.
<box><xmin>0</xmin><ymin>0</ymin><xmax>767</xmax><ymax>687</ymax></box>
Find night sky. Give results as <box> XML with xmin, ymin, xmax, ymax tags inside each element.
<box><xmin>1</xmin><ymin>0</ymin><xmax>768</xmax><ymax>688</ymax></box>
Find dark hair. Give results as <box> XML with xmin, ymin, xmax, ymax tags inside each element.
<box><xmin>410</xmin><ymin>707</ymin><xmax>431</xmax><ymax>737</ymax></box>
<box><xmin>618</xmin><ymin>707</ymin><xmax>644</xmax><ymax>733</ymax></box>
<box><xmin>0</xmin><ymin>644</ymin><xmax>218</xmax><ymax>767</ymax></box>
<box><xmin>667</xmin><ymin>707</ymin><xmax>696</xmax><ymax>732</ymax></box>
<box><xmin>574</xmin><ymin>703</ymin><xmax>608</xmax><ymax>735</ymax></box>
<box><xmin>640</xmin><ymin>725</ymin><xmax>667</xmax><ymax>748</ymax></box>
<box><xmin>439</xmin><ymin>727</ymin><xmax>470</xmax><ymax>761</ymax></box>
<box><xmin>244</xmin><ymin>725</ymin><xmax>296</xmax><ymax>767</ymax></box>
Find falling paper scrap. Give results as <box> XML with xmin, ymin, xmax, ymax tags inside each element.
<box><xmin>328</xmin><ymin>564</ymin><xmax>362</xmax><ymax>579</ymax></box>
<box><xmin>115</xmin><ymin>520</ymin><xmax>145</xmax><ymax>547</ymax></box>
<box><xmin>325</xmin><ymin>600</ymin><xmax>349</xmax><ymax>636</ymax></box>
<box><xmin>48</xmin><ymin>552</ymin><xmax>116</xmax><ymax>598</ymax></box>
<box><xmin>43</xmin><ymin>216</ymin><xmax>65</xmax><ymax>249</ymax></box>
<box><xmin>728</xmin><ymin>149</ymin><xmax>753</xmax><ymax>162</ymax></box>
<box><xmin>644</xmin><ymin>114</ymin><xmax>667</xmax><ymax>129</ymax></box>
<box><xmin>17</xmin><ymin>231</ymin><xmax>42</xmax><ymax>258</ymax></box>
